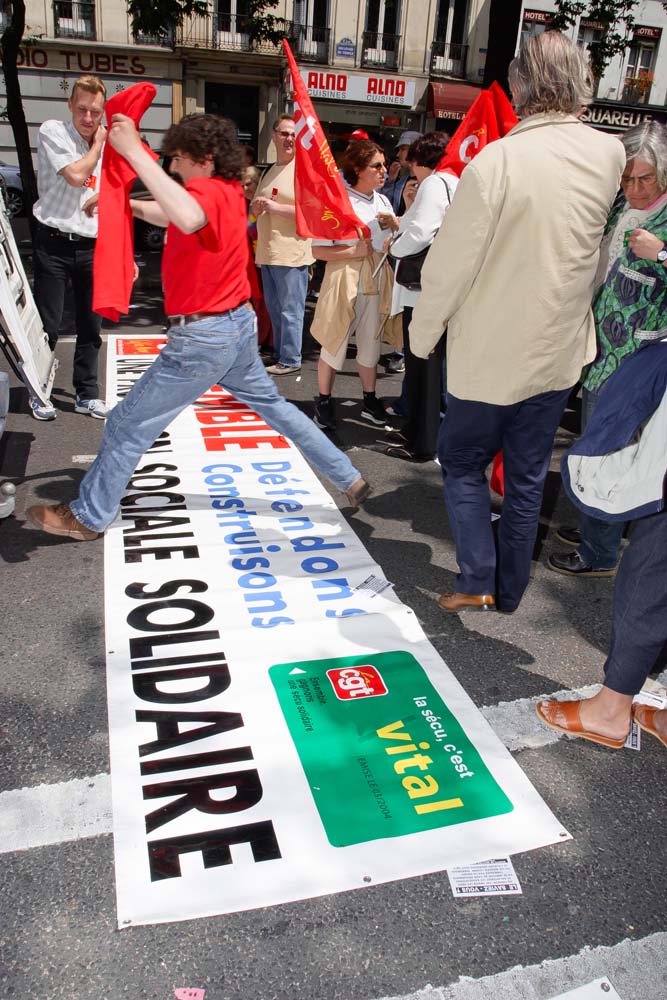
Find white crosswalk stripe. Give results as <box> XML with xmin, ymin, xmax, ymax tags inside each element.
<box><xmin>2</xmin><ymin>673</ymin><xmax>665</xmax><ymax>856</ymax></box>
<box><xmin>374</xmin><ymin>931</ymin><xmax>667</xmax><ymax>999</ymax></box>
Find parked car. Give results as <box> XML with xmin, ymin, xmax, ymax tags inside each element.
<box><xmin>0</xmin><ymin>161</ymin><xmax>24</xmax><ymax>217</ymax></box>
<box><xmin>0</xmin><ymin>156</ymin><xmax>167</xmax><ymax>250</ymax></box>
<box><xmin>130</xmin><ymin>154</ymin><xmax>171</xmax><ymax>252</ymax></box>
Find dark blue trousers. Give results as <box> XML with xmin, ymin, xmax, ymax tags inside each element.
<box><xmin>603</xmin><ymin>510</ymin><xmax>667</xmax><ymax>696</ymax></box>
<box><xmin>439</xmin><ymin>387</ymin><xmax>572</xmax><ymax>611</ymax></box>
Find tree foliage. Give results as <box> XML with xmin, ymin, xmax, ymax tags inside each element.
<box><xmin>552</xmin><ymin>1</ymin><xmax>637</xmax><ymax>79</ymax></box>
<box><xmin>127</xmin><ymin>0</ymin><xmax>286</xmax><ymax>47</ymax></box>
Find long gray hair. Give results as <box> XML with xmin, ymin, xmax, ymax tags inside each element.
<box><xmin>622</xmin><ymin>122</ymin><xmax>667</xmax><ymax>191</ymax></box>
<box><xmin>508</xmin><ymin>31</ymin><xmax>594</xmax><ymax>117</ymax></box>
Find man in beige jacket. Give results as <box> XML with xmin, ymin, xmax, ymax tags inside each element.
<box><xmin>410</xmin><ymin>31</ymin><xmax>625</xmax><ymax>614</ymax></box>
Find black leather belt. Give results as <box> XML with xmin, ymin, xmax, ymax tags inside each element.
<box><xmin>37</xmin><ymin>220</ymin><xmax>96</xmax><ymax>244</ymax></box>
<box><xmin>167</xmin><ymin>302</ymin><xmax>251</xmax><ymax>327</ymax></box>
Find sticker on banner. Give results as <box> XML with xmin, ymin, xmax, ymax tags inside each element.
<box><xmin>353</xmin><ymin>574</ymin><xmax>394</xmax><ymax>598</ymax></box>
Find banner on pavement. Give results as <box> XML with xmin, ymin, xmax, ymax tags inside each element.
<box><xmin>105</xmin><ymin>335</ymin><xmax>570</xmax><ymax>927</ymax></box>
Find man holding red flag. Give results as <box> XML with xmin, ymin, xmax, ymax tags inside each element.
<box><xmin>410</xmin><ymin>31</ymin><xmax>625</xmax><ymax>615</ymax></box>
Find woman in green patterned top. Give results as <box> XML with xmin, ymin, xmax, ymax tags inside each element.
<box><xmin>550</xmin><ymin>121</ymin><xmax>667</xmax><ymax>578</ymax></box>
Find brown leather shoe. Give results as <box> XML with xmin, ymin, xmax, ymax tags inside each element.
<box><xmin>344</xmin><ymin>478</ymin><xmax>372</xmax><ymax>508</ymax></box>
<box><xmin>632</xmin><ymin>704</ymin><xmax>667</xmax><ymax>749</ymax></box>
<box><xmin>437</xmin><ymin>592</ymin><xmax>495</xmax><ymax>612</ymax></box>
<box><xmin>26</xmin><ymin>503</ymin><xmax>101</xmax><ymax>541</ymax></box>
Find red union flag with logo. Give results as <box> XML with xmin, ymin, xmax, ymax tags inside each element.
<box><xmin>436</xmin><ymin>80</ymin><xmax>518</xmax><ymax>177</ymax></box>
<box><xmin>282</xmin><ymin>38</ymin><xmax>370</xmax><ymax>239</ymax></box>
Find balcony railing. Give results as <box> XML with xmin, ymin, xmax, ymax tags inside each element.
<box><xmin>132</xmin><ymin>25</ymin><xmax>175</xmax><ymax>48</ymax></box>
<box><xmin>177</xmin><ymin>12</ymin><xmax>291</xmax><ymax>53</ymax></box>
<box><xmin>361</xmin><ymin>31</ymin><xmax>401</xmax><ymax>70</ymax></box>
<box><xmin>430</xmin><ymin>39</ymin><xmax>468</xmax><ymax>78</ymax></box>
<box><xmin>289</xmin><ymin>23</ymin><xmax>330</xmax><ymax>63</ymax></box>
<box><xmin>53</xmin><ymin>0</ymin><xmax>96</xmax><ymax>40</ymax></box>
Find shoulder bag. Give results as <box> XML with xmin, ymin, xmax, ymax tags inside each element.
<box><xmin>394</xmin><ymin>175</ymin><xmax>452</xmax><ymax>292</ymax></box>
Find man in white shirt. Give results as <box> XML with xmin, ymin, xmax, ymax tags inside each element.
<box><xmin>31</xmin><ymin>74</ymin><xmax>109</xmax><ymax>420</ymax></box>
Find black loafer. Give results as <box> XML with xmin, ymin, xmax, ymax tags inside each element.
<box><xmin>547</xmin><ymin>550</ymin><xmax>616</xmax><ymax>577</ymax></box>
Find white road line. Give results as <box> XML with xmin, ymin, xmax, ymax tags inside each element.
<box><xmin>0</xmin><ymin>773</ymin><xmax>111</xmax><ymax>853</ymax></box>
<box><xmin>71</xmin><ymin>454</ymin><xmax>97</xmax><ymax>464</ymax></box>
<box><xmin>2</xmin><ymin>673</ymin><xmax>665</xmax><ymax>856</ymax></box>
<box><xmin>374</xmin><ymin>931</ymin><xmax>667</xmax><ymax>1000</ymax></box>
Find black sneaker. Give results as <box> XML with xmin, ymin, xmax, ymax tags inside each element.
<box><xmin>314</xmin><ymin>396</ymin><xmax>337</xmax><ymax>430</ymax></box>
<box><xmin>556</xmin><ymin>526</ymin><xmax>581</xmax><ymax>546</ymax></box>
<box><xmin>386</xmin><ymin>356</ymin><xmax>405</xmax><ymax>374</ymax></box>
<box><xmin>361</xmin><ymin>396</ymin><xmax>389</xmax><ymax>425</ymax></box>
<box><xmin>547</xmin><ymin>550</ymin><xmax>616</xmax><ymax>577</ymax></box>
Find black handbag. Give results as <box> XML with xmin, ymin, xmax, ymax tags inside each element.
<box><xmin>393</xmin><ymin>174</ymin><xmax>451</xmax><ymax>292</ymax></box>
<box><xmin>395</xmin><ymin>246</ymin><xmax>429</xmax><ymax>291</ymax></box>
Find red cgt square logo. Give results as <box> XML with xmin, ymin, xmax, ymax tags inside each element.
<box><xmin>326</xmin><ymin>665</ymin><xmax>388</xmax><ymax>700</ymax></box>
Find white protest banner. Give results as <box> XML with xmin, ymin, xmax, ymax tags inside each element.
<box><xmin>104</xmin><ymin>335</ymin><xmax>570</xmax><ymax>927</ymax></box>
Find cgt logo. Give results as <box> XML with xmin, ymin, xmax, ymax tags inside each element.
<box><xmin>327</xmin><ymin>665</ymin><xmax>388</xmax><ymax>700</ymax></box>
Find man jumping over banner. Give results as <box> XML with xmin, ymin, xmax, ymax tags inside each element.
<box><xmin>26</xmin><ymin>113</ymin><xmax>371</xmax><ymax>541</ymax></box>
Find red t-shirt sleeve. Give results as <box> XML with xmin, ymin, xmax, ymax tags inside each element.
<box><xmin>184</xmin><ymin>176</ymin><xmax>226</xmax><ymax>253</ymax></box>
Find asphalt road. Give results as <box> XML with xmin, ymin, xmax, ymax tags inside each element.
<box><xmin>1</xmin><ymin>256</ymin><xmax>666</xmax><ymax>1000</ymax></box>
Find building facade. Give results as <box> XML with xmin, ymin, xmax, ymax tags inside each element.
<box><xmin>0</xmin><ymin>0</ymin><xmax>490</xmax><ymax>165</ymax></box>
<box><xmin>520</xmin><ymin>1</ymin><xmax>667</xmax><ymax>131</ymax></box>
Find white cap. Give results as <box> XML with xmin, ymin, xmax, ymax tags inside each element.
<box><xmin>396</xmin><ymin>130</ymin><xmax>422</xmax><ymax>148</ymax></box>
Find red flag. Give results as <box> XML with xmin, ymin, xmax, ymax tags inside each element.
<box><xmin>490</xmin><ymin>452</ymin><xmax>504</xmax><ymax>496</ymax></box>
<box><xmin>436</xmin><ymin>81</ymin><xmax>518</xmax><ymax>178</ymax></box>
<box><xmin>282</xmin><ymin>38</ymin><xmax>370</xmax><ymax>239</ymax></box>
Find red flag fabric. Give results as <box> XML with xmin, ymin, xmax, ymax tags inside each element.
<box><xmin>436</xmin><ymin>81</ymin><xmax>518</xmax><ymax>178</ymax></box>
<box><xmin>282</xmin><ymin>38</ymin><xmax>370</xmax><ymax>239</ymax></box>
<box><xmin>490</xmin><ymin>451</ymin><xmax>504</xmax><ymax>496</ymax></box>
<box><xmin>93</xmin><ymin>82</ymin><xmax>157</xmax><ymax>322</ymax></box>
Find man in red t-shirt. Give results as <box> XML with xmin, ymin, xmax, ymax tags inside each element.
<box><xmin>27</xmin><ymin>113</ymin><xmax>370</xmax><ymax>540</ymax></box>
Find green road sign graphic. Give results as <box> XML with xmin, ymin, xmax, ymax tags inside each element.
<box><xmin>269</xmin><ymin>651</ymin><xmax>513</xmax><ymax>847</ymax></box>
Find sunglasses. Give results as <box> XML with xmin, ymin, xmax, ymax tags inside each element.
<box><xmin>275</xmin><ymin>130</ymin><xmax>295</xmax><ymax>139</ymax></box>
<box><xmin>368</xmin><ymin>161</ymin><xmax>387</xmax><ymax>171</ymax></box>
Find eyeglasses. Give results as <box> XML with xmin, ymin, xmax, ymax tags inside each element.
<box><xmin>368</xmin><ymin>161</ymin><xmax>386</xmax><ymax>171</ymax></box>
<box><xmin>621</xmin><ymin>172</ymin><xmax>657</xmax><ymax>187</ymax></box>
<box><xmin>275</xmin><ymin>130</ymin><xmax>295</xmax><ymax>139</ymax></box>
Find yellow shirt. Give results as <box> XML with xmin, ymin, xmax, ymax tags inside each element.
<box><xmin>255</xmin><ymin>159</ymin><xmax>314</xmax><ymax>267</ymax></box>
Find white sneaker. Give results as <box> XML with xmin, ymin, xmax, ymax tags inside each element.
<box><xmin>29</xmin><ymin>396</ymin><xmax>57</xmax><ymax>421</ymax></box>
<box><xmin>74</xmin><ymin>397</ymin><xmax>109</xmax><ymax>419</ymax></box>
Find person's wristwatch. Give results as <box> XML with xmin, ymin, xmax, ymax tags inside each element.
<box><xmin>657</xmin><ymin>243</ymin><xmax>667</xmax><ymax>264</ymax></box>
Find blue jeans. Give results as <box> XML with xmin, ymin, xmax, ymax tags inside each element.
<box><xmin>603</xmin><ymin>511</ymin><xmax>667</xmax><ymax>695</ymax></box>
<box><xmin>260</xmin><ymin>264</ymin><xmax>308</xmax><ymax>366</ymax></box>
<box><xmin>439</xmin><ymin>386</ymin><xmax>572</xmax><ymax>612</ymax></box>
<box><xmin>71</xmin><ymin>305</ymin><xmax>360</xmax><ymax>531</ymax></box>
<box><xmin>578</xmin><ymin>386</ymin><xmax>625</xmax><ymax>570</ymax></box>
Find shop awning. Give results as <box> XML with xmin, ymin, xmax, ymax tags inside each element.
<box><xmin>428</xmin><ymin>81</ymin><xmax>483</xmax><ymax>121</ymax></box>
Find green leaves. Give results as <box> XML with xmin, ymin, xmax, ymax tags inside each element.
<box><xmin>552</xmin><ymin>0</ymin><xmax>638</xmax><ymax>79</ymax></box>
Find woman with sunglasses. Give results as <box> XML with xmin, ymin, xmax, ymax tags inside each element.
<box><xmin>310</xmin><ymin>140</ymin><xmax>400</xmax><ymax>431</ymax></box>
